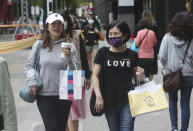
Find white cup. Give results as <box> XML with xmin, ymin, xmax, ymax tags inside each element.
<box><xmin>61</xmin><ymin>42</ymin><xmax>72</xmax><ymax>58</ymax></box>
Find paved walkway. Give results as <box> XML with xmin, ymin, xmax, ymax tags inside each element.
<box><xmin>1</xmin><ymin>35</ymin><xmax>193</xmax><ymax>131</ymax></box>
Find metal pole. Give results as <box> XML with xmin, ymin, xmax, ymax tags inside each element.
<box><xmin>34</xmin><ymin>0</ymin><xmax>36</xmax><ymax>22</ymax></box>
<box><xmin>53</xmin><ymin>0</ymin><xmax>56</xmax><ymax>12</ymax></box>
<box><xmin>43</xmin><ymin>0</ymin><xmax>47</xmax><ymax>25</ymax></box>
<box><xmin>62</xmin><ymin>0</ymin><xmax>64</xmax><ymax>9</ymax></box>
<box><xmin>13</xmin><ymin>0</ymin><xmax>36</xmax><ymax>40</ymax></box>
<box><xmin>57</xmin><ymin>0</ymin><xmax>61</xmax><ymax>9</ymax></box>
<box><xmin>65</xmin><ymin>0</ymin><xmax>69</xmax><ymax>12</ymax></box>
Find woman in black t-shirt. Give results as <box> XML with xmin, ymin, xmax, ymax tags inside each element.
<box><xmin>92</xmin><ymin>20</ymin><xmax>144</xmax><ymax>131</ymax></box>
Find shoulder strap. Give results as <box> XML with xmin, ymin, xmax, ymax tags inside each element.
<box><xmin>182</xmin><ymin>40</ymin><xmax>191</xmax><ymax>65</ymax></box>
<box><xmin>139</xmin><ymin>29</ymin><xmax>149</xmax><ymax>46</ymax></box>
<box><xmin>34</xmin><ymin>41</ymin><xmax>42</xmax><ymax>72</ymax></box>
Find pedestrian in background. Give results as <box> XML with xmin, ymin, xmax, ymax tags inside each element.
<box><xmin>142</xmin><ymin>10</ymin><xmax>161</xmax><ymax>75</ymax></box>
<box><xmin>57</xmin><ymin>10</ymin><xmax>91</xmax><ymax>131</ymax></box>
<box><xmin>135</xmin><ymin>19</ymin><xmax>157</xmax><ymax>81</ymax></box>
<box><xmin>81</xmin><ymin>15</ymin><xmax>101</xmax><ymax>71</ymax></box>
<box><xmin>133</xmin><ymin>10</ymin><xmax>161</xmax><ymax>77</ymax></box>
<box><xmin>0</xmin><ymin>57</ymin><xmax>17</xmax><ymax>131</ymax></box>
<box><xmin>25</xmin><ymin>13</ymin><xmax>79</xmax><ymax>131</ymax></box>
<box><xmin>92</xmin><ymin>20</ymin><xmax>144</xmax><ymax>131</ymax></box>
<box><xmin>159</xmin><ymin>12</ymin><xmax>193</xmax><ymax>131</ymax></box>
<box><xmin>70</xmin><ymin>15</ymin><xmax>80</xmax><ymax>30</ymax></box>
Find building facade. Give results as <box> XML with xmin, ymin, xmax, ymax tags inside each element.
<box><xmin>93</xmin><ymin>0</ymin><xmax>189</xmax><ymax>37</ymax></box>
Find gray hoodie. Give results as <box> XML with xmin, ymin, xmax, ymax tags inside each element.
<box><xmin>0</xmin><ymin>57</ymin><xmax>17</xmax><ymax>131</ymax></box>
<box><xmin>24</xmin><ymin>39</ymin><xmax>80</xmax><ymax>96</ymax></box>
<box><xmin>159</xmin><ymin>33</ymin><xmax>193</xmax><ymax>76</ymax></box>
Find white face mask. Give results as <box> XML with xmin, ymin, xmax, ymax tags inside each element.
<box><xmin>63</xmin><ymin>21</ymin><xmax>68</xmax><ymax>30</ymax></box>
<box><xmin>88</xmin><ymin>19</ymin><xmax>94</xmax><ymax>24</ymax></box>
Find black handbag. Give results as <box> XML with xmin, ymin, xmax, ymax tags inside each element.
<box><xmin>90</xmin><ymin>89</ymin><xmax>104</xmax><ymax>116</ymax></box>
<box><xmin>0</xmin><ymin>114</ymin><xmax>4</xmax><ymax>130</ymax></box>
<box><xmin>89</xmin><ymin>48</ymin><xmax>107</xmax><ymax>116</ymax></box>
<box><xmin>162</xmin><ymin>40</ymin><xmax>191</xmax><ymax>92</ymax></box>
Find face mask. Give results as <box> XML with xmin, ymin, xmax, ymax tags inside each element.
<box><xmin>63</xmin><ymin>21</ymin><xmax>68</xmax><ymax>30</ymax></box>
<box><xmin>88</xmin><ymin>19</ymin><xmax>94</xmax><ymax>24</ymax></box>
<box><xmin>108</xmin><ymin>37</ymin><xmax>123</xmax><ymax>47</ymax></box>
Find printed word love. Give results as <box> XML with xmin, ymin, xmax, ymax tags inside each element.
<box><xmin>107</xmin><ymin>60</ymin><xmax>130</xmax><ymax>67</ymax></box>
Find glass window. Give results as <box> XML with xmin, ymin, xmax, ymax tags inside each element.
<box><xmin>143</xmin><ymin>0</ymin><xmax>152</xmax><ymax>10</ymax></box>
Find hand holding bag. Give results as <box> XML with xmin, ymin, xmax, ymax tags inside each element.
<box><xmin>89</xmin><ymin>48</ymin><xmax>106</xmax><ymax>116</ymax></box>
<box><xmin>19</xmin><ymin>71</ymin><xmax>42</xmax><ymax>103</ymax></box>
<box><xmin>128</xmin><ymin>81</ymin><xmax>168</xmax><ymax>117</ymax></box>
<box><xmin>162</xmin><ymin>40</ymin><xmax>191</xmax><ymax>92</ymax></box>
<box><xmin>59</xmin><ymin>65</ymin><xmax>85</xmax><ymax>100</ymax></box>
<box><xmin>19</xmin><ymin>45</ymin><xmax>42</xmax><ymax>103</ymax></box>
<box><xmin>89</xmin><ymin>88</ymin><xmax>104</xmax><ymax>116</ymax></box>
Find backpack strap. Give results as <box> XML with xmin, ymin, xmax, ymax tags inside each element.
<box><xmin>34</xmin><ymin>40</ymin><xmax>42</xmax><ymax>73</ymax></box>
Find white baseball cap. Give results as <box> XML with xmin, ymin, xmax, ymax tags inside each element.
<box><xmin>46</xmin><ymin>13</ymin><xmax>64</xmax><ymax>24</ymax></box>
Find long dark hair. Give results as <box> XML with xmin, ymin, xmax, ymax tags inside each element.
<box><xmin>56</xmin><ymin>9</ymin><xmax>73</xmax><ymax>38</ymax></box>
<box><xmin>168</xmin><ymin>11</ymin><xmax>193</xmax><ymax>41</ymax></box>
<box><xmin>106</xmin><ymin>20</ymin><xmax>130</xmax><ymax>43</ymax></box>
<box><xmin>136</xmin><ymin>19</ymin><xmax>150</xmax><ymax>30</ymax></box>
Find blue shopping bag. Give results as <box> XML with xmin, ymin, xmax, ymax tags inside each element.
<box><xmin>130</xmin><ymin>39</ymin><xmax>139</xmax><ymax>53</ymax></box>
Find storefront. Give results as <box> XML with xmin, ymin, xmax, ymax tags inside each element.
<box><xmin>134</xmin><ymin>0</ymin><xmax>188</xmax><ymax>37</ymax></box>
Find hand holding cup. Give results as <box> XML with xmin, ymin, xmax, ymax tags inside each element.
<box><xmin>136</xmin><ymin>67</ymin><xmax>144</xmax><ymax>81</ymax></box>
<box><xmin>61</xmin><ymin>42</ymin><xmax>72</xmax><ymax>63</ymax></box>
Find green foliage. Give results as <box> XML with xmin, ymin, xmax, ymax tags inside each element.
<box><xmin>28</xmin><ymin>0</ymin><xmax>43</xmax><ymax>7</ymax></box>
<box><xmin>23</xmin><ymin>0</ymin><xmax>87</xmax><ymax>14</ymax></box>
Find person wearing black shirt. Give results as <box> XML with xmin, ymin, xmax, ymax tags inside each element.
<box><xmin>81</xmin><ymin>15</ymin><xmax>101</xmax><ymax>71</ymax></box>
<box><xmin>92</xmin><ymin>20</ymin><xmax>144</xmax><ymax>131</ymax></box>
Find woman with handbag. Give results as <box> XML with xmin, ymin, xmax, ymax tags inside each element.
<box><xmin>135</xmin><ymin>19</ymin><xmax>157</xmax><ymax>81</ymax></box>
<box><xmin>142</xmin><ymin>10</ymin><xmax>162</xmax><ymax>76</ymax></box>
<box><xmin>24</xmin><ymin>13</ymin><xmax>79</xmax><ymax>131</ymax></box>
<box><xmin>159</xmin><ymin>12</ymin><xmax>193</xmax><ymax>131</ymax></box>
<box><xmin>92</xmin><ymin>20</ymin><xmax>144</xmax><ymax>131</ymax></box>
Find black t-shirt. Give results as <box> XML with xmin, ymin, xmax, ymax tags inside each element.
<box><xmin>94</xmin><ymin>47</ymin><xmax>138</xmax><ymax>104</ymax></box>
<box><xmin>81</xmin><ymin>25</ymin><xmax>99</xmax><ymax>46</ymax></box>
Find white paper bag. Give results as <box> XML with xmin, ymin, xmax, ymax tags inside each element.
<box><xmin>59</xmin><ymin>70</ymin><xmax>85</xmax><ymax>100</ymax></box>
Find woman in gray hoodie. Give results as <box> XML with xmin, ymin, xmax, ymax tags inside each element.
<box><xmin>0</xmin><ymin>57</ymin><xmax>17</xmax><ymax>131</ymax></box>
<box><xmin>24</xmin><ymin>13</ymin><xmax>79</xmax><ymax>131</ymax></box>
<box><xmin>159</xmin><ymin>12</ymin><xmax>193</xmax><ymax>131</ymax></box>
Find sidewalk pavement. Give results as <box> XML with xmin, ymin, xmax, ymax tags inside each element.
<box><xmin>0</xmin><ymin>34</ymin><xmax>14</xmax><ymax>42</ymax></box>
<box><xmin>1</xmin><ymin>35</ymin><xmax>193</xmax><ymax>131</ymax></box>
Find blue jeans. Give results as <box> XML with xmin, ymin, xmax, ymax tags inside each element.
<box><xmin>104</xmin><ymin>103</ymin><xmax>135</xmax><ymax>131</ymax></box>
<box><xmin>169</xmin><ymin>76</ymin><xmax>193</xmax><ymax>131</ymax></box>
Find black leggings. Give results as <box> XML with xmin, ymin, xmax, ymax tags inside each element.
<box><xmin>37</xmin><ymin>95</ymin><xmax>72</xmax><ymax>131</ymax></box>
